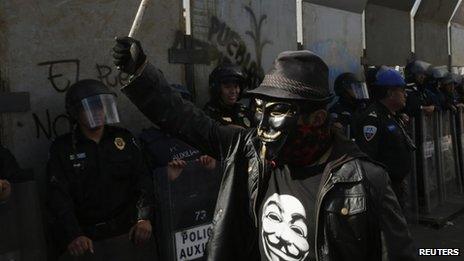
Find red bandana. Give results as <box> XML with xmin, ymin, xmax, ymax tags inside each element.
<box><xmin>281</xmin><ymin>122</ymin><xmax>332</xmax><ymax>166</ymax></box>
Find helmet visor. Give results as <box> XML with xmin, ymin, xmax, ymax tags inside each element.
<box><xmin>350</xmin><ymin>82</ymin><xmax>370</xmax><ymax>100</ymax></box>
<box><xmin>80</xmin><ymin>94</ymin><xmax>120</xmax><ymax>128</ymax></box>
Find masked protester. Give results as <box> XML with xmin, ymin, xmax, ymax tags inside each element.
<box><xmin>355</xmin><ymin>68</ymin><xmax>416</xmax><ymax>210</ymax></box>
<box><xmin>46</xmin><ymin>79</ymin><xmax>155</xmax><ymax>260</ymax></box>
<box><xmin>403</xmin><ymin>60</ymin><xmax>437</xmax><ymax>117</ymax></box>
<box><xmin>0</xmin><ymin>145</ymin><xmax>20</xmax><ymax>202</ymax></box>
<box><xmin>204</xmin><ymin>63</ymin><xmax>252</xmax><ymax>128</ymax></box>
<box><xmin>112</xmin><ymin>37</ymin><xmax>416</xmax><ymax>261</ymax></box>
<box><xmin>329</xmin><ymin>72</ymin><xmax>369</xmax><ymax>139</ymax></box>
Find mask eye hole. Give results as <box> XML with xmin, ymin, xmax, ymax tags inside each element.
<box><xmin>266</xmin><ymin>212</ymin><xmax>282</xmax><ymax>222</ymax></box>
<box><xmin>290</xmin><ymin>225</ymin><xmax>305</xmax><ymax>237</ymax></box>
<box><xmin>268</xmin><ymin>103</ymin><xmax>295</xmax><ymax>117</ymax></box>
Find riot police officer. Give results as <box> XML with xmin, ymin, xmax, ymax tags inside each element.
<box><xmin>329</xmin><ymin>72</ymin><xmax>369</xmax><ymax>138</ymax></box>
<box><xmin>47</xmin><ymin>79</ymin><xmax>155</xmax><ymax>259</ymax></box>
<box><xmin>439</xmin><ymin>72</ymin><xmax>462</xmax><ymax>112</ymax></box>
<box><xmin>404</xmin><ymin>60</ymin><xmax>437</xmax><ymax>117</ymax></box>
<box><xmin>355</xmin><ymin>68</ymin><xmax>416</xmax><ymax>206</ymax></box>
<box><xmin>203</xmin><ymin>63</ymin><xmax>252</xmax><ymax>128</ymax></box>
<box><xmin>424</xmin><ymin>65</ymin><xmax>448</xmax><ymax>110</ymax></box>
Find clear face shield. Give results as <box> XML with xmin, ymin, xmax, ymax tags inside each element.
<box><xmin>349</xmin><ymin>82</ymin><xmax>370</xmax><ymax>100</ymax></box>
<box><xmin>79</xmin><ymin>94</ymin><xmax>120</xmax><ymax>129</ymax></box>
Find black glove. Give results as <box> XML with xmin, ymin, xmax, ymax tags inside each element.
<box><xmin>113</xmin><ymin>37</ymin><xmax>147</xmax><ymax>75</ymax></box>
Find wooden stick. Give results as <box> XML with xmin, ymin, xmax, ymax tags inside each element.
<box><xmin>129</xmin><ymin>0</ymin><xmax>150</xmax><ymax>38</ymax></box>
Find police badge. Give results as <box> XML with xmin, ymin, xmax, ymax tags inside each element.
<box><xmin>363</xmin><ymin>125</ymin><xmax>377</xmax><ymax>141</ymax></box>
<box><xmin>114</xmin><ymin>137</ymin><xmax>126</xmax><ymax>150</ymax></box>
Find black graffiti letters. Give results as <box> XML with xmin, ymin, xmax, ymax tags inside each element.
<box><xmin>38</xmin><ymin>60</ymin><xmax>80</xmax><ymax>93</ymax></box>
<box><xmin>96</xmin><ymin>64</ymin><xmax>129</xmax><ymax>88</ymax></box>
<box><xmin>32</xmin><ymin>109</ymin><xmax>71</xmax><ymax>139</ymax></box>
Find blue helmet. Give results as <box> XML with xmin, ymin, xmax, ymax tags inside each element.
<box><xmin>375</xmin><ymin>67</ymin><xmax>406</xmax><ymax>87</ymax></box>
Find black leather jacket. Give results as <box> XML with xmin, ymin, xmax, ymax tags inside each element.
<box><xmin>122</xmin><ymin>63</ymin><xmax>416</xmax><ymax>261</ymax></box>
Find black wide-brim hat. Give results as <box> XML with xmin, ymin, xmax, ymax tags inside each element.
<box><xmin>247</xmin><ymin>50</ymin><xmax>334</xmax><ymax>103</ymax></box>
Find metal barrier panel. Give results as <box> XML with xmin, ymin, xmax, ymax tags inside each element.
<box><xmin>438</xmin><ymin>110</ymin><xmax>461</xmax><ymax>200</ymax></box>
<box><xmin>418</xmin><ymin>112</ymin><xmax>441</xmax><ymax>213</ymax></box>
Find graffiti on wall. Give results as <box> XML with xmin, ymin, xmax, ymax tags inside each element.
<box><xmin>33</xmin><ymin>59</ymin><xmax>127</xmax><ymax>140</ymax></box>
<box><xmin>170</xmin><ymin>5</ymin><xmax>272</xmax><ymax>90</ymax></box>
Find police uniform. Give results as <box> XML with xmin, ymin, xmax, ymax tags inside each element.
<box><xmin>404</xmin><ymin>83</ymin><xmax>438</xmax><ymax>117</ymax></box>
<box><xmin>329</xmin><ymin>100</ymin><xmax>364</xmax><ymax>139</ymax></box>
<box><xmin>47</xmin><ymin>125</ymin><xmax>155</xmax><ymax>247</ymax></box>
<box><xmin>204</xmin><ymin>101</ymin><xmax>252</xmax><ymax>128</ymax></box>
<box><xmin>355</xmin><ymin>101</ymin><xmax>416</xmax><ymax>199</ymax></box>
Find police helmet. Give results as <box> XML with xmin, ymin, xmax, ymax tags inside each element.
<box><xmin>404</xmin><ymin>60</ymin><xmax>432</xmax><ymax>82</ymax></box>
<box><xmin>65</xmin><ymin>79</ymin><xmax>116</xmax><ymax>118</ymax></box>
<box><xmin>209</xmin><ymin>63</ymin><xmax>245</xmax><ymax>98</ymax></box>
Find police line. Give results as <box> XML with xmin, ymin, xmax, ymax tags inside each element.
<box><xmin>411</xmin><ymin>108</ymin><xmax>464</xmax><ymax>220</ymax></box>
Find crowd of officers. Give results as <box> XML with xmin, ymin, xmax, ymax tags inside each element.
<box><xmin>0</xmin><ymin>58</ymin><xmax>461</xmax><ymax>260</ymax></box>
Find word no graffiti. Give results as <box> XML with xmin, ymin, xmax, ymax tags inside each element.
<box><xmin>175</xmin><ymin>223</ymin><xmax>213</xmax><ymax>260</ymax></box>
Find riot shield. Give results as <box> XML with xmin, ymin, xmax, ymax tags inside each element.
<box><xmin>406</xmin><ymin>116</ymin><xmax>419</xmax><ymax>224</ymax></box>
<box><xmin>438</xmin><ymin>110</ymin><xmax>462</xmax><ymax>200</ymax></box>
<box><xmin>154</xmin><ymin>161</ymin><xmax>221</xmax><ymax>261</ymax></box>
<box><xmin>140</xmin><ymin>128</ymin><xmax>222</xmax><ymax>261</ymax></box>
<box><xmin>418</xmin><ymin>111</ymin><xmax>441</xmax><ymax>213</ymax></box>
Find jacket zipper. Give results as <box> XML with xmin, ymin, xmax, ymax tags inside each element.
<box><xmin>252</xmin><ymin>157</ymin><xmax>265</xmax><ymax>226</ymax></box>
<box><xmin>314</xmin><ymin>171</ymin><xmax>334</xmax><ymax>261</ymax></box>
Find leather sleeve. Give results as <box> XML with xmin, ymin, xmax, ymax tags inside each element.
<box><xmin>363</xmin><ymin>161</ymin><xmax>417</xmax><ymax>261</ymax></box>
<box><xmin>121</xmin><ymin>63</ymin><xmax>243</xmax><ymax>161</ymax></box>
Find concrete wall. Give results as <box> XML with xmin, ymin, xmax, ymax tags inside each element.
<box><xmin>365</xmin><ymin>3</ymin><xmax>412</xmax><ymax>66</ymax></box>
<box><xmin>0</xmin><ymin>0</ymin><xmax>183</xmax><ymax>198</ymax></box>
<box><xmin>451</xmin><ymin>2</ymin><xmax>464</xmax><ymax>66</ymax></box>
<box><xmin>303</xmin><ymin>0</ymin><xmax>367</xmax><ymax>13</ymax></box>
<box><xmin>414</xmin><ymin>0</ymin><xmax>459</xmax><ymax>65</ymax></box>
<box><xmin>415</xmin><ymin>21</ymin><xmax>449</xmax><ymax>65</ymax></box>
<box><xmin>190</xmin><ymin>0</ymin><xmax>298</xmax><ymax>107</ymax></box>
<box><xmin>303</xmin><ymin>3</ymin><xmax>363</xmax><ymax>89</ymax></box>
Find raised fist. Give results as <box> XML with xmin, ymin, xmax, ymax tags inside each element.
<box><xmin>113</xmin><ymin>36</ymin><xmax>146</xmax><ymax>75</ymax></box>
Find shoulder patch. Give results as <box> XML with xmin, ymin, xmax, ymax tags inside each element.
<box><xmin>363</xmin><ymin>125</ymin><xmax>378</xmax><ymax>141</ymax></box>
